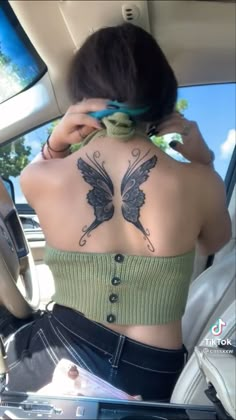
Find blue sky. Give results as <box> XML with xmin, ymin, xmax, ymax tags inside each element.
<box><xmin>178</xmin><ymin>84</ymin><xmax>236</xmax><ymax>179</ymax></box>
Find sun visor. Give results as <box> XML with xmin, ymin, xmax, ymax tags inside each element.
<box><xmin>0</xmin><ymin>73</ymin><xmax>60</xmax><ymax>143</ymax></box>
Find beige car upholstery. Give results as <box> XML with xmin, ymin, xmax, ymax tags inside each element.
<box><xmin>0</xmin><ymin>179</ymin><xmax>40</xmax><ymax>318</ymax></box>
<box><xmin>181</xmin><ymin>249</ymin><xmax>236</xmax><ymax>357</ymax></box>
<box><xmin>171</xmin><ymin>300</ymin><xmax>236</xmax><ymax>406</ymax></box>
<box><xmin>171</xmin><ymin>301</ymin><xmax>236</xmax><ymax>406</ymax></box>
<box><xmin>181</xmin><ymin>184</ymin><xmax>236</xmax><ymax>357</ymax></box>
<box><xmin>214</xmin><ymin>186</ymin><xmax>236</xmax><ymax>263</ymax></box>
<box><xmin>195</xmin><ymin>346</ymin><xmax>236</xmax><ymax>420</ymax></box>
<box><xmin>171</xmin><ymin>185</ymin><xmax>236</xmax><ymax>405</ymax></box>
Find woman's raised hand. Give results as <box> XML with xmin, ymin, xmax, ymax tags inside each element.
<box><xmin>48</xmin><ymin>99</ymin><xmax>108</xmax><ymax>150</ymax></box>
<box><xmin>156</xmin><ymin>112</ymin><xmax>214</xmax><ymax>165</ymax></box>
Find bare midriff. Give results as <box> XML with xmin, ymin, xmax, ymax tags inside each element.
<box><xmin>101</xmin><ymin>319</ymin><xmax>183</xmax><ymax>349</ymax></box>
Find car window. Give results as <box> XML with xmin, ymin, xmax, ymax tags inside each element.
<box><xmin>0</xmin><ymin>1</ymin><xmax>46</xmax><ymax>103</ymax></box>
<box><xmin>0</xmin><ymin>119</ymin><xmax>60</xmax><ymax>226</ymax></box>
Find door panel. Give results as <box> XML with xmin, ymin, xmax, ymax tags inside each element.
<box><xmin>28</xmin><ymin>239</ymin><xmax>45</xmax><ymax>262</ymax></box>
<box><xmin>26</xmin><ymin>237</ymin><xmax>54</xmax><ymax>308</ymax></box>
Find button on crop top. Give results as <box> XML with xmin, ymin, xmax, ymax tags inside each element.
<box><xmin>44</xmin><ymin>246</ymin><xmax>195</xmax><ymax>325</ymax></box>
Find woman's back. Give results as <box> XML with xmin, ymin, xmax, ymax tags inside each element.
<box><xmin>34</xmin><ymin>134</ymin><xmax>204</xmax><ymax>257</ymax></box>
<box><xmin>24</xmin><ymin>129</ymin><xmax>230</xmax><ymax>349</ymax></box>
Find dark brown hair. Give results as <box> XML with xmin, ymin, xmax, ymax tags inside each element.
<box><xmin>67</xmin><ymin>23</ymin><xmax>177</xmax><ymax>123</ymax></box>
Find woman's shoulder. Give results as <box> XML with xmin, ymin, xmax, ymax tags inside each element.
<box><xmin>185</xmin><ymin>161</ymin><xmax>224</xmax><ymax>185</ymax></box>
<box><xmin>20</xmin><ymin>158</ymin><xmax>66</xmax><ymax>207</ymax></box>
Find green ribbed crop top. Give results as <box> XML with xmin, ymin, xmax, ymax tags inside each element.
<box><xmin>44</xmin><ymin>246</ymin><xmax>195</xmax><ymax>325</ymax></box>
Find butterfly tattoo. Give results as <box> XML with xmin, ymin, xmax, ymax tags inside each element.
<box><xmin>77</xmin><ymin>149</ymin><xmax>158</xmax><ymax>251</ymax></box>
<box><xmin>121</xmin><ymin>149</ymin><xmax>158</xmax><ymax>252</ymax></box>
<box><xmin>77</xmin><ymin>151</ymin><xmax>114</xmax><ymax>246</ymax></box>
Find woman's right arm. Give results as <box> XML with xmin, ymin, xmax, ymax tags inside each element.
<box><xmin>197</xmin><ymin>168</ymin><xmax>232</xmax><ymax>256</ymax></box>
<box><xmin>157</xmin><ymin>113</ymin><xmax>232</xmax><ymax>256</ymax></box>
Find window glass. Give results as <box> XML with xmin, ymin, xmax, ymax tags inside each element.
<box><xmin>0</xmin><ymin>119</ymin><xmax>60</xmax><ymax>206</ymax></box>
<box><xmin>177</xmin><ymin>83</ymin><xmax>235</xmax><ymax>180</ymax></box>
<box><xmin>0</xmin><ymin>1</ymin><xmax>46</xmax><ymax>103</ymax></box>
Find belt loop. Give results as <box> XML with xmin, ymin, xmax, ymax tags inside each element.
<box><xmin>111</xmin><ymin>335</ymin><xmax>126</xmax><ymax>368</ymax></box>
<box><xmin>183</xmin><ymin>344</ymin><xmax>189</xmax><ymax>365</ymax></box>
<box><xmin>45</xmin><ymin>300</ymin><xmax>54</xmax><ymax>314</ymax></box>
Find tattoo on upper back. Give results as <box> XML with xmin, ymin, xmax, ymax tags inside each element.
<box><xmin>77</xmin><ymin>151</ymin><xmax>114</xmax><ymax>246</ymax></box>
<box><xmin>77</xmin><ymin>148</ymin><xmax>157</xmax><ymax>251</ymax></box>
<box><xmin>121</xmin><ymin>149</ymin><xmax>158</xmax><ymax>252</ymax></box>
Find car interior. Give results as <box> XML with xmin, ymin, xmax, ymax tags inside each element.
<box><xmin>0</xmin><ymin>1</ymin><xmax>235</xmax><ymax>419</ymax></box>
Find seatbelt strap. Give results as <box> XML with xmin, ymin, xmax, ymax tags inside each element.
<box><xmin>205</xmin><ymin>384</ymin><xmax>233</xmax><ymax>420</ymax></box>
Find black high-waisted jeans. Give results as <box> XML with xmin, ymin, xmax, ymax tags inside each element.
<box><xmin>2</xmin><ymin>304</ymin><xmax>188</xmax><ymax>401</ymax></box>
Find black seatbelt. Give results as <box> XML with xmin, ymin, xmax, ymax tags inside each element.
<box><xmin>205</xmin><ymin>384</ymin><xmax>233</xmax><ymax>420</ymax></box>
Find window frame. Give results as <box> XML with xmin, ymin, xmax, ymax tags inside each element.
<box><xmin>225</xmin><ymin>146</ymin><xmax>236</xmax><ymax>206</ymax></box>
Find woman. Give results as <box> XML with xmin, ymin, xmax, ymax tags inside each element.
<box><xmin>2</xmin><ymin>23</ymin><xmax>231</xmax><ymax>400</ymax></box>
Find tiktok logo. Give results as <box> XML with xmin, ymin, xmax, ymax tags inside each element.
<box><xmin>211</xmin><ymin>319</ymin><xmax>226</xmax><ymax>336</ymax></box>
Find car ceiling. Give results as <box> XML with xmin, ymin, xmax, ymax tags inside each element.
<box><xmin>1</xmin><ymin>0</ymin><xmax>235</xmax><ymax>143</ymax></box>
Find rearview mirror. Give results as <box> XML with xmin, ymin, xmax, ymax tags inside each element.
<box><xmin>1</xmin><ymin>177</ymin><xmax>15</xmax><ymax>203</ymax></box>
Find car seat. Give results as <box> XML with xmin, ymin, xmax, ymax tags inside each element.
<box><xmin>171</xmin><ymin>231</ymin><xmax>235</xmax><ymax>406</ymax></box>
<box><xmin>182</xmin><ymin>248</ymin><xmax>235</xmax><ymax>358</ymax></box>
<box><xmin>171</xmin><ymin>300</ymin><xmax>235</xmax><ymax>405</ymax></box>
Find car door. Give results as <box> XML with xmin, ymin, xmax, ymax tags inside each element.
<box><xmin>0</xmin><ymin>119</ymin><xmax>61</xmax><ymax>307</ymax></box>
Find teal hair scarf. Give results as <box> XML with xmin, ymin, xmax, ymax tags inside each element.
<box><xmin>71</xmin><ymin>102</ymin><xmax>151</xmax><ymax>152</ymax></box>
<box><xmin>88</xmin><ymin>100</ymin><xmax>150</xmax><ymax>120</ymax></box>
